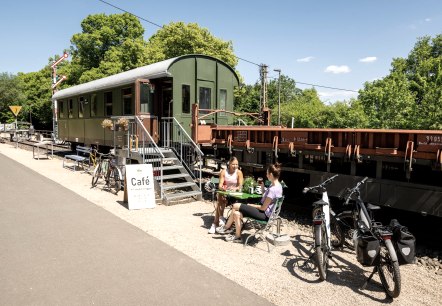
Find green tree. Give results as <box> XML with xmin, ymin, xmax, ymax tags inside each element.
<box><xmin>0</xmin><ymin>73</ymin><xmax>26</xmax><ymax>123</ymax></box>
<box><xmin>279</xmin><ymin>88</ymin><xmax>325</xmax><ymax>127</ymax></box>
<box><xmin>145</xmin><ymin>22</ymin><xmax>238</xmax><ymax>68</ymax></box>
<box><xmin>18</xmin><ymin>68</ymin><xmax>53</xmax><ymax>129</ymax></box>
<box><xmin>319</xmin><ymin>99</ymin><xmax>369</xmax><ymax>128</ymax></box>
<box><xmin>359</xmin><ymin>34</ymin><xmax>442</xmax><ymax>129</ymax></box>
<box><xmin>359</xmin><ymin>63</ymin><xmax>416</xmax><ymax>129</ymax></box>
<box><xmin>69</xmin><ymin>13</ymin><xmax>148</xmax><ymax>84</ymax></box>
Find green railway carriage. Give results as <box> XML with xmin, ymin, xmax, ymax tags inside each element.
<box><xmin>52</xmin><ymin>54</ymin><xmax>239</xmax><ymax>148</ymax></box>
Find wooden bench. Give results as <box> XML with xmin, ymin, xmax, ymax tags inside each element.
<box><xmin>63</xmin><ymin>145</ymin><xmax>92</xmax><ymax>171</ymax></box>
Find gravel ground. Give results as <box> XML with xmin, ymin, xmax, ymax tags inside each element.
<box><xmin>1</xmin><ymin>142</ymin><xmax>441</xmax><ymax>306</ymax></box>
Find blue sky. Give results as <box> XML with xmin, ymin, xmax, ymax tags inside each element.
<box><xmin>1</xmin><ymin>0</ymin><xmax>441</xmax><ymax>102</ymax></box>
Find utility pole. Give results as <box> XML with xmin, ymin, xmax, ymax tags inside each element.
<box><xmin>274</xmin><ymin>69</ymin><xmax>281</xmax><ymax>126</ymax></box>
<box><xmin>51</xmin><ymin>52</ymin><xmax>68</xmax><ymax>139</ymax></box>
<box><xmin>260</xmin><ymin>64</ymin><xmax>268</xmax><ymax>111</ymax></box>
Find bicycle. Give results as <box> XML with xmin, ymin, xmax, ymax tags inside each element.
<box><xmin>91</xmin><ymin>152</ymin><xmax>123</xmax><ymax>195</ymax></box>
<box><xmin>339</xmin><ymin>177</ymin><xmax>401</xmax><ymax>298</ymax></box>
<box><xmin>301</xmin><ymin>174</ymin><xmax>339</xmax><ymax>281</ymax></box>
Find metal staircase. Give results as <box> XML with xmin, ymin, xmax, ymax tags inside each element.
<box><xmin>118</xmin><ymin>116</ymin><xmax>203</xmax><ymax>205</ymax></box>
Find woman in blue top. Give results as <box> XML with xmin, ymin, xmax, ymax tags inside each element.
<box><xmin>216</xmin><ymin>163</ymin><xmax>283</xmax><ymax>242</ymax></box>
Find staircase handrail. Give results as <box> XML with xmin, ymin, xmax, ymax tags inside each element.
<box><xmin>135</xmin><ymin>116</ymin><xmax>164</xmax><ymax>159</ymax></box>
<box><xmin>162</xmin><ymin>117</ymin><xmax>204</xmax><ymax>190</ymax></box>
<box><xmin>162</xmin><ymin>117</ymin><xmax>204</xmax><ymax>156</ymax></box>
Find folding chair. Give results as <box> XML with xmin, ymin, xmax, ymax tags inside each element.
<box><xmin>243</xmin><ymin>196</ymin><xmax>285</xmax><ymax>252</ymax></box>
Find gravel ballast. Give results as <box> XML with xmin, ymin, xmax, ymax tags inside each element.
<box><xmin>1</xmin><ymin>143</ymin><xmax>440</xmax><ymax>306</ymax></box>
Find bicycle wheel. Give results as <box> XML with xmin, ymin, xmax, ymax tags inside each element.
<box><xmin>330</xmin><ymin>215</ymin><xmax>344</xmax><ymax>248</ymax></box>
<box><xmin>332</xmin><ymin>212</ymin><xmax>355</xmax><ymax>248</ymax></box>
<box><xmin>112</xmin><ymin>167</ymin><xmax>122</xmax><ymax>194</ymax></box>
<box><xmin>378</xmin><ymin>241</ymin><xmax>401</xmax><ymax>298</ymax></box>
<box><xmin>91</xmin><ymin>162</ymin><xmax>102</xmax><ymax>187</ymax></box>
<box><xmin>314</xmin><ymin>222</ymin><xmax>328</xmax><ymax>281</ymax></box>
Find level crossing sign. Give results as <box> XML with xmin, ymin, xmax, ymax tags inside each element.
<box><xmin>9</xmin><ymin>106</ymin><xmax>22</xmax><ymax>117</ymax></box>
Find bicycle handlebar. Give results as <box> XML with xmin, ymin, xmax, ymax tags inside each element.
<box><xmin>302</xmin><ymin>174</ymin><xmax>339</xmax><ymax>194</ymax></box>
<box><xmin>343</xmin><ymin>177</ymin><xmax>369</xmax><ymax>205</ymax></box>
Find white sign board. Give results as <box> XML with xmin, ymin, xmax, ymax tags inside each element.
<box><xmin>125</xmin><ymin>164</ymin><xmax>155</xmax><ymax>209</ymax></box>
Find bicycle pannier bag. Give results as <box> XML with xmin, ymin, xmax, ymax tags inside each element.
<box><xmin>356</xmin><ymin>232</ymin><xmax>380</xmax><ymax>266</ymax></box>
<box><xmin>390</xmin><ymin>220</ymin><xmax>416</xmax><ymax>265</ymax></box>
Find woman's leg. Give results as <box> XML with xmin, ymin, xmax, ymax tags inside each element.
<box><xmin>233</xmin><ymin>211</ymin><xmax>243</xmax><ymax>238</ymax></box>
<box><xmin>214</xmin><ymin>195</ymin><xmax>227</xmax><ymax>226</ymax></box>
<box><xmin>224</xmin><ymin>203</ymin><xmax>241</xmax><ymax>229</ymax></box>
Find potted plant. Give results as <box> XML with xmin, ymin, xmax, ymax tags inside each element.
<box><xmin>116</xmin><ymin>117</ymin><xmax>129</xmax><ymax>131</ymax></box>
<box><xmin>101</xmin><ymin>119</ymin><xmax>113</xmax><ymax>130</ymax></box>
<box><xmin>242</xmin><ymin>177</ymin><xmax>257</xmax><ymax>194</ymax></box>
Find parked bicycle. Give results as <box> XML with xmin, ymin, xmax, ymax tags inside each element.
<box><xmin>91</xmin><ymin>152</ymin><xmax>123</xmax><ymax>195</ymax></box>
<box><xmin>338</xmin><ymin>177</ymin><xmax>401</xmax><ymax>298</ymax></box>
<box><xmin>301</xmin><ymin>174</ymin><xmax>339</xmax><ymax>281</ymax></box>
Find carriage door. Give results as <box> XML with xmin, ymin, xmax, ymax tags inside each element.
<box><xmin>198</xmin><ymin>80</ymin><xmax>214</xmax><ymax>123</ymax></box>
<box><xmin>136</xmin><ymin>79</ymin><xmax>158</xmax><ymax>143</ymax></box>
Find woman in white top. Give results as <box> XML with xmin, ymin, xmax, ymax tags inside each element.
<box><xmin>208</xmin><ymin>157</ymin><xmax>243</xmax><ymax>234</ymax></box>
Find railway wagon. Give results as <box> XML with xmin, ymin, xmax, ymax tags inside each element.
<box><xmin>52</xmin><ymin>54</ymin><xmax>239</xmax><ymax>148</ymax></box>
<box><xmin>193</xmin><ymin>118</ymin><xmax>442</xmax><ymax>218</ymax></box>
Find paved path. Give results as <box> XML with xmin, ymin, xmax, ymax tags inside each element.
<box><xmin>0</xmin><ymin>154</ymin><xmax>272</xmax><ymax>305</ymax></box>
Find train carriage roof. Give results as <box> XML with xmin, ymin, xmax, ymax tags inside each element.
<box><xmin>52</xmin><ymin>54</ymin><xmax>238</xmax><ymax>100</ymax></box>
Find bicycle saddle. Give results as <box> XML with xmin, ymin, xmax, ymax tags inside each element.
<box><xmin>313</xmin><ymin>199</ymin><xmax>328</xmax><ymax>206</ymax></box>
<box><xmin>367</xmin><ymin>203</ymin><xmax>381</xmax><ymax>210</ymax></box>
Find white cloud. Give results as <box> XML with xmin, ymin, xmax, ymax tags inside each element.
<box><xmin>297</xmin><ymin>56</ymin><xmax>315</xmax><ymax>62</ymax></box>
<box><xmin>359</xmin><ymin>56</ymin><xmax>377</xmax><ymax>63</ymax></box>
<box><xmin>425</xmin><ymin>18</ymin><xmax>431</xmax><ymax>22</ymax></box>
<box><xmin>324</xmin><ymin>65</ymin><xmax>351</xmax><ymax>74</ymax></box>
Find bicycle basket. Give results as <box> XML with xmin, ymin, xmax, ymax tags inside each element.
<box><xmin>356</xmin><ymin>231</ymin><xmax>380</xmax><ymax>266</ymax></box>
<box><xmin>390</xmin><ymin>220</ymin><xmax>416</xmax><ymax>265</ymax></box>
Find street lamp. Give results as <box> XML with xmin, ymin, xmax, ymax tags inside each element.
<box><xmin>274</xmin><ymin>69</ymin><xmax>281</xmax><ymax>126</ymax></box>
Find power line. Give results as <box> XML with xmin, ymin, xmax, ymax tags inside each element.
<box><xmin>296</xmin><ymin>82</ymin><xmax>359</xmax><ymax>93</ymax></box>
<box><xmin>98</xmin><ymin>0</ymin><xmax>163</xmax><ymax>28</ymax></box>
<box><xmin>97</xmin><ymin>0</ymin><xmax>357</xmax><ymax>93</ymax></box>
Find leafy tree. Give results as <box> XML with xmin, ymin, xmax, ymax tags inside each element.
<box><xmin>279</xmin><ymin>88</ymin><xmax>325</xmax><ymax>127</ymax></box>
<box><xmin>319</xmin><ymin>99</ymin><xmax>369</xmax><ymax>128</ymax></box>
<box><xmin>359</xmin><ymin>63</ymin><xmax>416</xmax><ymax>129</ymax></box>
<box><xmin>17</xmin><ymin>68</ymin><xmax>53</xmax><ymax>129</ymax></box>
<box><xmin>145</xmin><ymin>22</ymin><xmax>238</xmax><ymax>68</ymax></box>
<box><xmin>233</xmin><ymin>83</ymin><xmax>261</xmax><ymax>124</ymax></box>
<box><xmin>359</xmin><ymin>34</ymin><xmax>442</xmax><ymax>129</ymax></box>
<box><xmin>69</xmin><ymin>13</ymin><xmax>148</xmax><ymax>84</ymax></box>
<box><xmin>0</xmin><ymin>73</ymin><xmax>26</xmax><ymax>123</ymax></box>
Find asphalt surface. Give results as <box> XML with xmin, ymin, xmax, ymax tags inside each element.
<box><xmin>0</xmin><ymin>154</ymin><xmax>272</xmax><ymax>305</ymax></box>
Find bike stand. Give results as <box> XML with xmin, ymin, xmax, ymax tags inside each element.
<box><xmin>361</xmin><ymin>266</ymin><xmax>378</xmax><ymax>290</ymax></box>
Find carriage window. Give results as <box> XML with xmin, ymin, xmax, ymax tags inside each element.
<box><xmin>90</xmin><ymin>94</ymin><xmax>97</xmax><ymax>117</ymax></box>
<box><xmin>68</xmin><ymin>99</ymin><xmax>74</xmax><ymax>118</ymax></box>
<box><xmin>78</xmin><ymin>96</ymin><xmax>84</xmax><ymax>118</ymax></box>
<box><xmin>58</xmin><ymin>100</ymin><xmax>64</xmax><ymax>119</ymax></box>
<box><xmin>199</xmin><ymin>87</ymin><xmax>211</xmax><ymax>113</ymax></box>
<box><xmin>219</xmin><ymin>89</ymin><xmax>227</xmax><ymax>117</ymax></box>
<box><xmin>122</xmin><ymin>88</ymin><xmax>132</xmax><ymax>115</ymax></box>
<box><xmin>104</xmin><ymin>91</ymin><xmax>113</xmax><ymax>116</ymax></box>
<box><xmin>182</xmin><ymin>85</ymin><xmax>190</xmax><ymax>114</ymax></box>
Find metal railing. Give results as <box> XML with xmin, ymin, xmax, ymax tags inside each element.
<box><xmin>123</xmin><ymin>116</ymin><xmax>165</xmax><ymax>199</ymax></box>
<box><xmin>160</xmin><ymin>117</ymin><xmax>204</xmax><ymax>189</ymax></box>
